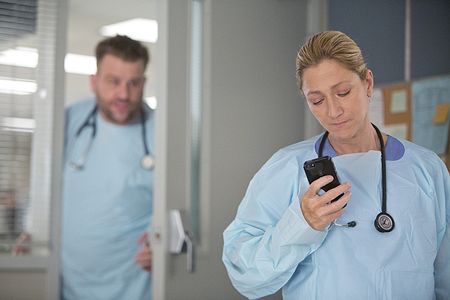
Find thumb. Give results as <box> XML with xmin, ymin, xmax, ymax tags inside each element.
<box><xmin>137</xmin><ymin>232</ymin><xmax>149</xmax><ymax>245</ymax></box>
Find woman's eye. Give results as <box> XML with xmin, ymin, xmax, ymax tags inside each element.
<box><xmin>311</xmin><ymin>98</ymin><xmax>324</xmax><ymax>105</ymax></box>
<box><xmin>337</xmin><ymin>90</ymin><xmax>350</xmax><ymax>97</ymax></box>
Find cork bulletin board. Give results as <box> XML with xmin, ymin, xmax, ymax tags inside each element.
<box><xmin>382</xmin><ymin>82</ymin><xmax>412</xmax><ymax>140</ymax></box>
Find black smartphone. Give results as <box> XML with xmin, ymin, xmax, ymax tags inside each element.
<box><xmin>303</xmin><ymin>156</ymin><xmax>343</xmax><ymax>203</ymax></box>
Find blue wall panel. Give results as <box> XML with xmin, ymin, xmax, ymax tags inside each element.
<box><xmin>411</xmin><ymin>0</ymin><xmax>450</xmax><ymax>79</ymax></box>
<box><xmin>328</xmin><ymin>0</ymin><xmax>405</xmax><ymax>85</ymax></box>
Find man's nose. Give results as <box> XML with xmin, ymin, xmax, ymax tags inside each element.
<box><xmin>117</xmin><ymin>82</ymin><xmax>130</xmax><ymax>99</ymax></box>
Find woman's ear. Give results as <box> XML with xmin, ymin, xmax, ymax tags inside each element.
<box><xmin>366</xmin><ymin>69</ymin><xmax>374</xmax><ymax>98</ymax></box>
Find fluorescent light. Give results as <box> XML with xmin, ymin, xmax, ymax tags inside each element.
<box><xmin>0</xmin><ymin>47</ymin><xmax>38</xmax><ymax>68</ymax></box>
<box><xmin>1</xmin><ymin>117</ymin><xmax>35</xmax><ymax>133</ymax></box>
<box><xmin>0</xmin><ymin>77</ymin><xmax>37</xmax><ymax>95</ymax></box>
<box><xmin>100</xmin><ymin>18</ymin><xmax>158</xmax><ymax>43</ymax></box>
<box><xmin>65</xmin><ymin>53</ymin><xmax>97</xmax><ymax>75</ymax></box>
<box><xmin>0</xmin><ymin>47</ymin><xmax>96</xmax><ymax>75</ymax></box>
<box><xmin>145</xmin><ymin>96</ymin><xmax>157</xmax><ymax>110</ymax></box>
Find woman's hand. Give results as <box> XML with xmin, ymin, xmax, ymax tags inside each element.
<box><xmin>300</xmin><ymin>175</ymin><xmax>351</xmax><ymax>231</ymax></box>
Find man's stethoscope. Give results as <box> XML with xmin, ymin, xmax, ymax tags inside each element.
<box><xmin>68</xmin><ymin>105</ymin><xmax>155</xmax><ymax>171</ymax></box>
<box><xmin>318</xmin><ymin>123</ymin><xmax>395</xmax><ymax>233</ymax></box>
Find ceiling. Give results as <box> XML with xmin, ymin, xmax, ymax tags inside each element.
<box><xmin>65</xmin><ymin>0</ymin><xmax>158</xmax><ymax>104</ymax></box>
<box><xmin>67</xmin><ymin>0</ymin><xmax>157</xmax><ymax>55</ymax></box>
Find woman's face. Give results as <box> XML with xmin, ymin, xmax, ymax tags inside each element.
<box><xmin>301</xmin><ymin>59</ymin><xmax>373</xmax><ymax>141</ymax></box>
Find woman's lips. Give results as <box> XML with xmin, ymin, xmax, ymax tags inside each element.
<box><xmin>331</xmin><ymin>120</ymin><xmax>349</xmax><ymax>129</ymax></box>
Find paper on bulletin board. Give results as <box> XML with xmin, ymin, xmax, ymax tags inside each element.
<box><xmin>432</xmin><ymin>103</ymin><xmax>450</xmax><ymax>124</ymax></box>
<box><xmin>383</xmin><ymin>124</ymin><xmax>408</xmax><ymax>140</ymax></box>
<box><xmin>412</xmin><ymin>75</ymin><xmax>450</xmax><ymax>155</ymax></box>
<box><xmin>369</xmin><ymin>88</ymin><xmax>384</xmax><ymax>126</ymax></box>
<box><xmin>390</xmin><ymin>90</ymin><xmax>408</xmax><ymax>113</ymax></box>
<box><xmin>369</xmin><ymin>88</ymin><xmax>409</xmax><ymax>140</ymax></box>
<box><xmin>382</xmin><ymin>83</ymin><xmax>412</xmax><ymax>139</ymax></box>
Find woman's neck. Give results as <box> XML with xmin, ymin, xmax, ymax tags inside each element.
<box><xmin>328</xmin><ymin>124</ymin><xmax>386</xmax><ymax>155</ymax></box>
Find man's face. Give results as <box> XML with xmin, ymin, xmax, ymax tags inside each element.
<box><xmin>90</xmin><ymin>54</ymin><xmax>146</xmax><ymax>125</ymax></box>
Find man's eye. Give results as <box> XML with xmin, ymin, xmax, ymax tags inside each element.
<box><xmin>129</xmin><ymin>80</ymin><xmax>140</xmax><ymax>87</ymax></box>
<box><xmin>107</xmin><ymin>78</ymin><xmax>119</xmax><ymax>86</ymax></box>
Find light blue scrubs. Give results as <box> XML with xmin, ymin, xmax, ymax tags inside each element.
<box><xmin>223</xmin><ymin>134</ymin><xmax>450</xmax><ymax>300</ymax></box>
<box><xmin>61</xmin><ymin>99</ymin><xmax>153</xmax><ymax>300</ymax></box>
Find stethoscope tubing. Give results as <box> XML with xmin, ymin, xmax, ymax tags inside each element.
<box><xmin>140</xmin><ymin>107</ymin><xmax>150</xmax><ymax>157</ymax></box>
<box><xmin>76</xmin><ymin>106</ymin><xmax>98</xmax><ymax>138</ymax></box>
<box><xmin>69</xmin><ymin>104</ymin><xmax>154</xmax><ymax>170</ymax></box>
<box><xmin>318</xmin><ymin>123</ymin><xmax>394</xmax><ymax>232</ymax></box>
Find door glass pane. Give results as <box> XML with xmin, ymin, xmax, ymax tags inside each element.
<box><xmin>190</xmin><ymin>0</ymin><xmax>204</xmax><ymax>242</ymax></box>
<box><xmin>0</xmin><ymin>0</ymin><xmax>62</xmax><ymax>256</ymax></box>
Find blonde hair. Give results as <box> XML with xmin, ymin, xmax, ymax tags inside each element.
<box><xmin>296</xmin><ymin>31</ymin><xmax>368</xmax><ymax>91</ymax></box>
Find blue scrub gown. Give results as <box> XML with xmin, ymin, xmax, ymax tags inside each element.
<box><xmin>223</xmin><ymin>134</ymin><xmax>450</xmax><ymax>300</ymax></box>
<box><xmin>61</xmin><ymin>99</ymin><xmax>154</xmax><ymax>300</ymax></box>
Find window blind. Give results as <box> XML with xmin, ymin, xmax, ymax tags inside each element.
<box><xmin>0</xmin><ymin>0</ymin><xmax>37</xmax><ymax>42</ymax></box>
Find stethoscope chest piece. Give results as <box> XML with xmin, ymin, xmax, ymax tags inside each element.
<box><xmin>374</xmin><ymin>212</ymin><xmax>395</xmax><ymax>233</ymax></box>
<box><xmin>141</xmin><ymin>154</ymin><xmax>155</xmax><ymax>170</ymax></box>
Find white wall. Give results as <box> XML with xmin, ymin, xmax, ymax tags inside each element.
<box><xmin>207</xmin><ymin>1</ymin><xmax>309</xmax><ymax>298</ymax></box>
<box><xmin>0</xmin><ymin>271</ymin><xmax>46</xmax><ymax>299</ymax></box>
<box><xmin>158</xmin><ymin>0</ymin><xmax>310</xmax><ymax>299</ymax></box>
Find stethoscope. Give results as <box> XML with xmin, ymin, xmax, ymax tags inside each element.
<box><xmin>318</xmin><ymin>123</ymin><xmax>395</xmax><ymax>233</ymax></box>
<box><xmin>68</xmin><ymin>104</ymin><xmax>155</xmax><ymax>171</ymax></box>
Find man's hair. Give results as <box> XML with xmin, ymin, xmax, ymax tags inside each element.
<box><xmin>95</xmin><ymin>35</ymin><xmax>150</xmax><ymax>70</ymax></box>
<box><xmin>296</xmin><ymin>31</ymin><xmax>368</xmax><ymax>91</ymax></box>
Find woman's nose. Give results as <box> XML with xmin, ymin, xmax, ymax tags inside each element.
<box><xmin>327</xmin><ymin>98</ymin><xmax>343</xmax><ymax>118</ymax></box>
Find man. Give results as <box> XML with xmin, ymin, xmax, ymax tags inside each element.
<box><xmin>61</xmin><ymin>34</ymin><xmax>154</xmax><ymax>299</ymax></box>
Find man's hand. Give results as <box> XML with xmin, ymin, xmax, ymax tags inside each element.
<box><xmin>135</xmin><ymin>232</ymin><xmax>152</xmax><ymax>272</ymax></box>
<box><xmin>12</xmin><ymin>232</ymin><xmax>31</xmax><ymax>255</ymax></box>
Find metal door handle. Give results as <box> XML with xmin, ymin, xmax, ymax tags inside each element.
<box><xmin>168</xmin><ymin>209</ymin><xmax>195</xmax><ymax>273</ymax></box>
<box><xmin>184</xmin><ymin>230</ymin><xmax>194</xmax><ymax>273</ymax></box>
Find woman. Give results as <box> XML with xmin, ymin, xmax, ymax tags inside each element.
<box><xmin>222</xmin><ymin>31</ymin><xmax>449</xmax><ymax>299</ymax></box>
